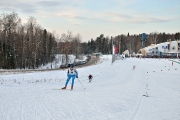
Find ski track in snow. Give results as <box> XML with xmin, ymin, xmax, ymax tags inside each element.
<box><xmin>0</xmin><ymin>57</ymin><xmax>180</xmax><ymax>120</ymax></box>
<box><xmin>132</xmin><ymin>59</ymin><xmax>180</xmax><ymax>120</ymax></box>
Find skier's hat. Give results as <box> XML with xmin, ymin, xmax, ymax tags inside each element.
<box><xmin>70</xmin><ymin>64</ymin><xmax>74</xmax><ymax>68</ymax></box>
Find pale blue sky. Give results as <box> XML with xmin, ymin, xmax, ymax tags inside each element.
<box><xmin>0</xmin><ymin>0</ymin><xmax>180</xmax><ymax>42</ymax></box>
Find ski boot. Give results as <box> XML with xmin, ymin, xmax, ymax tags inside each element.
<box><xmin>61</xmin><ymin>86</ymin><xmax>66</xmax><ymax>89</ymax></box>
<box><xmin>70</xmin><ymin>86</ymin><xmax>73</xmax><ymax>91</ymax></box>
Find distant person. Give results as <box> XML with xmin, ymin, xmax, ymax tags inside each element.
<box><xmin>133</xmin><ymin>65</ymin><xmax>136</xmax><ymax>70</ymax></box>
<box><xmin>61</xmin><ymin>65</ymin><xmax>78</xmax><ymax>90</ymax></box>
<box><xmin>88</xmin><ymin>74</ymin><xmax>93</xmax><ymax>82</ymax></box>
<box><xmin>95</xmin><ymin>59</ymin><xmax>97</xmax><ymax>64</ymax></box>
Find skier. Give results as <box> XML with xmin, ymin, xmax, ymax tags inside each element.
<box><xmin>88</xmin><ymin>74</ymin><xmax>93</xmax><ymax>82</ymax></box>
<box><xmin>61</xmin><ymin>65</ymin><xmax>78</xmax><ymax>90</ymax></box>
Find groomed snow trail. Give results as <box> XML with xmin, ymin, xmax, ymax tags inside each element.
<box><xmin>0</xmin><ymin>57</ymin><xmax>180</xmax><ymax>120</ymax></box>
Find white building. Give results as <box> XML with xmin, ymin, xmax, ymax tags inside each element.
<box><xmin>138</xmin><ymin>40</ymin><xmax>180</xmax><ymax>57</ymax></box>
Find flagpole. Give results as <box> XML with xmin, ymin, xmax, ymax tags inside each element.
<box><xmin>112</xmin><ymin>36</ymin><xmax>113</xmax><ymax>54</ymax></box>
<box><xmin>112</xmin><ymin>36</ymin><xmax>116</xmax><ymax>64</ymax></box>
<box><xmin>111</xmin><ymin>36</ymin><xmax>113</xmax><ymax>64</ymax></box>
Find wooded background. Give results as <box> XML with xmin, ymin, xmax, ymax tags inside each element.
<box><xmin>0</xmin><ymin>12</ymin><xmax>179</xmax><ymax>69</ymax></box>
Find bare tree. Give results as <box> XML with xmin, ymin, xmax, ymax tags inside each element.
<box><xmin>0</xmin><ymin>12</ymin><xmax>59</xmax><ymax>69</ymax></box>
<box><xmin>0</xmin><ymin>12</ymin><xmax>21</xmax><ymax>68</ymax></box>
<box><xmin>74</xmin><ymin>33</ymin><xmax>82</xmax><ymax>58</ymax></box>
<box><xmin>59</xmin><ymin>31</ymin><xmax>73</xmax><ymax>65</ymax></box>
<box><xmin>148</xmin><ymin>32</ymin><xmax>159</xmax><ymax>44</ymax></box>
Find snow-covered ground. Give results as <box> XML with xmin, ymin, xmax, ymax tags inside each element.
<box><xmin>0</xmin><ymin>56</ymin><xmax>180</xmax><ymax>120</ymax></box>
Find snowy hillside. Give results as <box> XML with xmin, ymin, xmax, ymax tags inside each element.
<box><xmin>0</xmin><ymin>55</ymin><xmax>180</xmax><ymax>120</ymax></box>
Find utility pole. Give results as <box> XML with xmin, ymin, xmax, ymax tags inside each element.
<box><xmin>119</xmin><ymin>41</ymin><xmax>121</xmax><ymax>55</ymax></box>
<box><xmin>118</xmin><ymin>35</ymin><xmax>121</xmax><ymax>55</ymax></box>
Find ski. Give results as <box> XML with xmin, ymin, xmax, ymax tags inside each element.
<box><xmin>52</xmin><ymin>88</ymin><xmax>71</xmax><ymax>90</ymax></box>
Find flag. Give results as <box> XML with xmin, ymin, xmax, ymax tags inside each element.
<box><xmin>113</xmin><ymin>45</ymin><xmax>117</xmax><ymax>54</ymax></box>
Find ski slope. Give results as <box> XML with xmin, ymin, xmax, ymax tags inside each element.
<box><xmin>0</xmin><ymin>56</ymin><xmax>180</xmax><ymax>120</ymax></box>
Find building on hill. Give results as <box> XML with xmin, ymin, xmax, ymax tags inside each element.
<box><xmin>122</xmin><ymin>50</ymin><xmax>130</xmax><ymax>57</ymax></box>
<box><xmin>137</xmin><ymin>40</ymin><xmax>180</xmax><ymax>58</ymax></box>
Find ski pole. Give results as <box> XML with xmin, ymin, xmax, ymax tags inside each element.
<box><xmin>77</xmin><ymin>78</ymin><xmax>85</xmax><ymax>90</ymax></box>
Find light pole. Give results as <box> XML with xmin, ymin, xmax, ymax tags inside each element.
<box><xmin>119</xmin><ymin>41</ymin><xmax>121</xmax><ymax>55</ymax></box>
